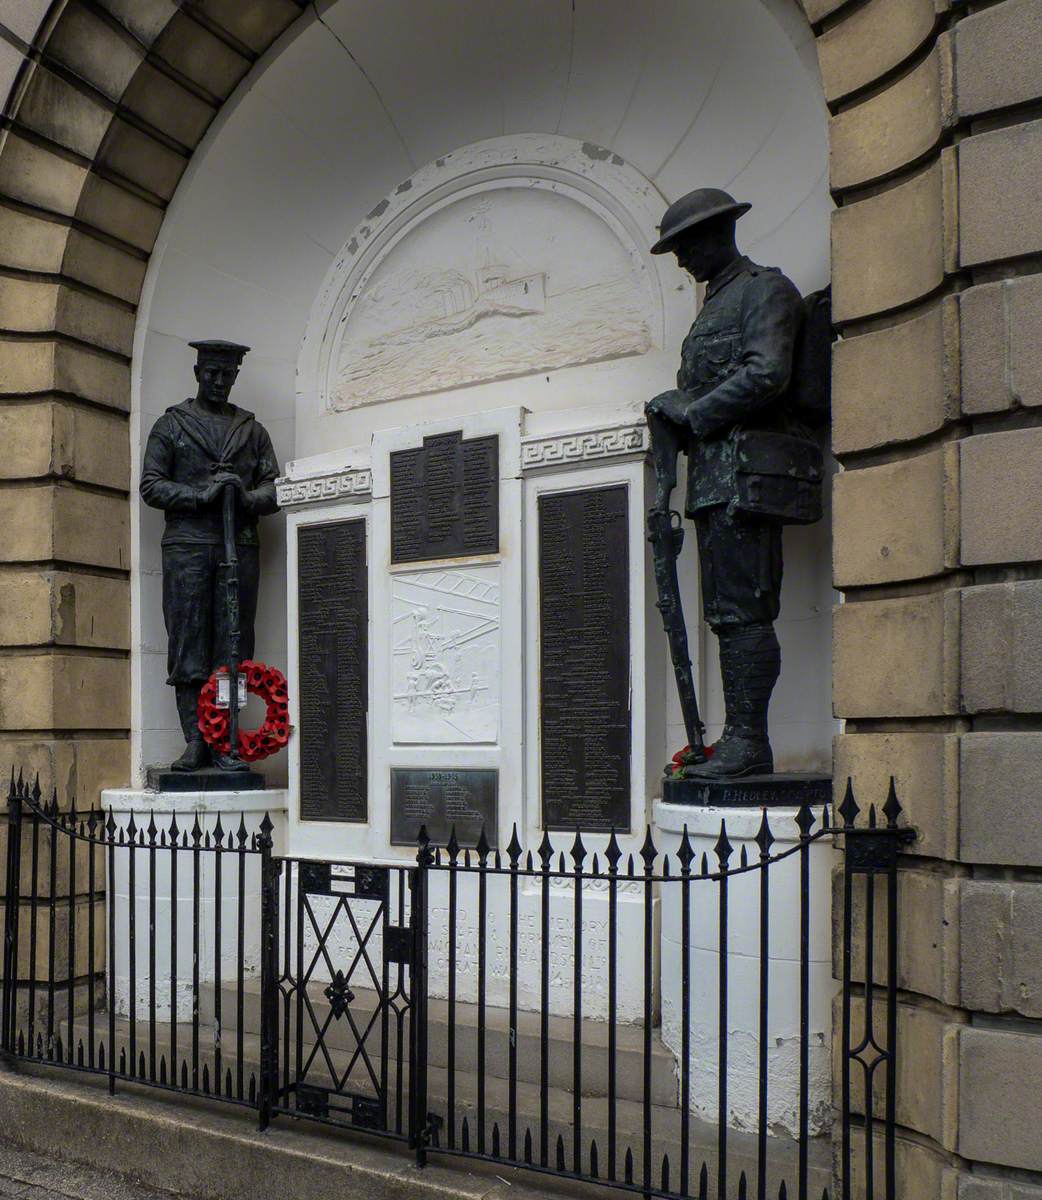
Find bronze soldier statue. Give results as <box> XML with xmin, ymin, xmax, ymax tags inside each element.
<box><xmin>141</xmin><ymin>341</ymin><xmax>280</xmax><ymax>772</ymax></box>
<box><xmin>646</xmin><ymin>189</ymin><xmax>824</xmax><ymax>780</ymax></box>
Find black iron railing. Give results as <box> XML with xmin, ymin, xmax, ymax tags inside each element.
<box><xmin>838</xmin><ymin>780</ymin><xmax>915</xmax><ymax>1200</ymax></box>
<box><xmin>1</xmin><ymin>772</ymin><xmax>273</xmax><ymax>1106</ymax></box>
<box><xmin>412</xmin><ymin>811</ymin><xmax>836</xmax><ymax>1200</ymax></box>
<box><xmin>0</xmin><ymin>768</ymin><xmax>912</xmax><ymax>1200</ymax></box>
<box><xmin>264</xmin><ymin>857</ymin><xmax>419</xmax><ymax>1139</ymax></box>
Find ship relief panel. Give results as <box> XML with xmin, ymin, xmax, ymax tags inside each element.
<box><xmin>329</xmin><ymin>184</ymin><xmax>655</xmax><ymax>409</ymax></box>
<box><xmin>297</xmin><ymin>519</ymin><xmax>368</xmax><ymax>822</ymax></box>
<box><xmin>539</xmin><ymin>486</ymin><xmax>631</xmax><ymax>831</ymax></box>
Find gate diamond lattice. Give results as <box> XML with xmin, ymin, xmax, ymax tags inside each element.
<box><xmin>271</xmin><ymin>859</ymin><xmax>416</xmax><ymax>1137</ymax></box>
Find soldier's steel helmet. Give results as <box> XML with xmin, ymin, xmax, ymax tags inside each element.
<box><xmin>650</xmin><ymin>188</ymin><xmax>751</xmax><ymax>255</ymax></box>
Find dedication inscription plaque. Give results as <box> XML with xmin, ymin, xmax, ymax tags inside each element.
<box><xmin>298</xmin><ymin>520</ymin><xmax>368</xmax><ymax>822</ymax></box>
<box><xmin>390</xmin><ymin>768</ymin><xmax>498</xmax><ymax>848</ymax></box>
<box><xmin>539</xmin><ymin>486</ymin><xmax>631</xmax><ymax>831</ymax></box>
<box><xmin>390</xmin><ymin>430</ymin><xmax>498</xmax><ymax>563</ymax></box>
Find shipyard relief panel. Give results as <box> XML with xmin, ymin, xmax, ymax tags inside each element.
<box><xmin>391</xmin><ymin>564</ymin><xmax>501</xmax><ymax>745</ymax></box>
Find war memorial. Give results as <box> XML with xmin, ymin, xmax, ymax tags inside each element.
<box><xmin>1</xmin><ymin>2</ymin><xmax>1042</xmax><ymax>1198</ymax></box>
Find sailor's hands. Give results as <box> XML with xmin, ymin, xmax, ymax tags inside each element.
<box><xmin>199</xmin><ymin>472</ymin><xmax>245</xmax><ymax>506</ymax></box>
<box><xmin>646</xmin><ymin>389</ymin><xmax>690</xmax><ymax>426</ymax></box>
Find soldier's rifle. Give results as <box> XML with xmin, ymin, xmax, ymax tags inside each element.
<box><xmin>646</xmin><ymin>407</ymin><xmax>706</xmax><ymax>764</ymax></box>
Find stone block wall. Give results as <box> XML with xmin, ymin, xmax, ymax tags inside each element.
<box><xmin>822</xmin><ymin>0</ymin><xmax>1042</xmax><ymax>1192</ymax></box>
<box><xmin>0</xmin><ymin>2</ymin><xmax>307</xmax><ymax>793</ymax></box>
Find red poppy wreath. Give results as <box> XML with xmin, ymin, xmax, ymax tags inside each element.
<box><xmin>197</xmin><ymin>660</ymin><xmax>290</xmax><ymax>763</ymax></box>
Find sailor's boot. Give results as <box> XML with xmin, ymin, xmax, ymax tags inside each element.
<box><xmin>170</xmin><ymin>683</ymin><xmax>211</xmax><ymax>772</ymax></box>
<box><xmin>685</xmin><ymin>623</ymin><xmax>779</xmax><ymax>778</ymax></box>
<box><xmin>213</xmin><ymin>749</ymin><xmax>251</xmax><ymax>772</ymax></box>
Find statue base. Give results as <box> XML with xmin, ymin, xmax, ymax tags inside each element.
<box><xmin>104</xmin><ymin>785</ymin><xmax>288</xmax><ymax>1023</ymax></box>
<box><xmin>146</xmin><ymin>766</ymin><xmax>265</xmax><ymax>792</ymax></box>
<box><xmin>661</xmin><ymin>771</ymin><xmax>831</xmax><ymax>808</ymax></box>
<box><xmin>652</xmin><ymin>793</ymin><xmax>834</xmax><ymax>1138</ymax></box>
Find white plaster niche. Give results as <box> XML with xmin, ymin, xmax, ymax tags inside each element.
<box><xmin>391</xmin><ymin>564</ymin><xmax>501</xmax><ymax>745</ymax></box>
<box><xmin>297</xmin><ymin>135</ymin><xmax>690</xmax><ymax>445</ymax></box>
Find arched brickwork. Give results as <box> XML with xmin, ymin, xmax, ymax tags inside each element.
<box><xmin>4</xmin><ymin>0</ymin><xmax>1042</xmax><ymax>1193</ymax></box>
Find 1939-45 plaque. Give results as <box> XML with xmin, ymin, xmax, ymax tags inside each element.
<box><xmin>539</xmin><ymin>486</ymin><xmax>631</xmax><ymax>831</ymax></box>
<box><xmin>390</xmin><ymin>768</ymin><xmax>498</xmax><ymax>848</ymax></box>
<box><xmin>298</xmin><ymin>520</ymin><xmax>368</xmax><ymax>822</ymax></box>
<box><xmin>390</xmin><ymin>430</ymin><xmax>498</xmax><ymax>563</ymax></box>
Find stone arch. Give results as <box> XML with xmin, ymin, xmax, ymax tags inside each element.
<box><xmin>0</xmin><ymin>0</ymin><xmax>310</xmax><ymax>800</ymax></box>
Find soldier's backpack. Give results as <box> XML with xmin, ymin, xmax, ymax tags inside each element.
<box><xmin>790</xmin><ymin>287</ymin><xmax>834</xmax><ymax>427</ymax></box>
<box><xmin>732</xmin><ymin>287</ymin><xmax>832</xmax><ymax>526</ymax></box>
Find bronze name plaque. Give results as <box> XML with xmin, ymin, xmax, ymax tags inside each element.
<box><xmin>390</xmin><ymin>768</ymin><xmax>498</xmax><ymax>848</ymax></box>
<box><xmin>539</xmin><ymin>486</ymin><xmax>631</xmax><ymax>832</ymax></box>
<box><xmin>298</xmin><ymin>520</ymin><xmax>368</xmax><ymax>822</ymax></box>
<box><xmin>390</xmin><ymin>430</ymin><xmax>498</xmax><ymax>563</ymax></box>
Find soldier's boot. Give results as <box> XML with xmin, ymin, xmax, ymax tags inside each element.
<box><xmin>171</xmin><ymin>683</ymin><xmax>211</xmax><ymax>772</ymax></box>
<box><xmin>685</xmin><ymin>623</ymin><xmax>778</xmax><ymax>778</ymax></box>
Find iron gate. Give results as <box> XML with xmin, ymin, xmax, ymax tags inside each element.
<box><xmin>264</xmin><ymin>856</ymin><xmax>420</xmax><ymax>1141</ymax></box>
<box><xmin>1</xmin><ymin>771</ymin><xmax>911</xmax><ymax>1200</ymax></box>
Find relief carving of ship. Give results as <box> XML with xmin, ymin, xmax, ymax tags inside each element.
<box><xmin>373</xmin><ymin>260</ymin><xmax>547</xmax><ymax>348</ymax></box>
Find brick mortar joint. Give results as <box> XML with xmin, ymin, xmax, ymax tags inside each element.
<box><xmin>0</xmin><ymin>330</ymin><xmax>131</xmax><ymax>367</ymax></box>
<box><xmin>822</xmin><ymin>9</ymin><xmax>950</xmax><ymax>114</ymax></box>
<box><xmin>0</xmin><ymin>266</ymin><xmax>140</xmax><ymax>317</ymax></box>
<box><xmin>0</xmin><ymin>478</ymin><xmax>130</xmax><ymax>500</ymax></box>
<box><xmin>0</xmin><ymin>193</ymin><xmax>150</xmax><ymax>265</ymax></box>
<box><xmin>0</xmin><ymin>117</ymin><xmax>170</xmax><ymax>222</ymax></box>
<box><xmin>29</xmin><ymin>49</ymin><xmax>199</xmax><ymax>160</ymax></box>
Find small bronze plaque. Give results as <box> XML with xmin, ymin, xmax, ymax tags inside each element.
<box><xmin>539</xmin><ymin>486</ymin><xmax>631</xmax><ymax>832</ymax></box>
<box><xmin>390</xmin><ymin>430</ymin><xmax>498</xmax><ymax>563</ymax></box>
<box><xmin>390</xmin><ymin>768</ymin><xmax>498</xmax><ymax>848</ymax></box>
<box><xmin>298</xmin><ymin>519</ymin><xmax>368</xmax><ymax>822</ymax></box>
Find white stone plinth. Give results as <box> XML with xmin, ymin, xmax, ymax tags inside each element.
<box><xmin>426</xmin><ymin>870</ymin><xmax>657</xmax><ymax>1022</ymax></box>
<box><xmin>102</xmin><ymin>789</ymin><xmax>288</xmax><ymax>1023</ymax></box>
<box><xmin>654</xmin><ymin>799</ymin><xmax>835</xmax><ymax>1137</ymax></box>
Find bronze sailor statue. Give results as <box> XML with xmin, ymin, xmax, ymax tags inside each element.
<box><xmin>646</xmin><ymin>189</ymin><xmax>827</xmax><ymax>780</ymax></box>
<box><xmin>141</xmin><ymin>340</ymin><xmax>280</xmax><ymax>773</ymax></box>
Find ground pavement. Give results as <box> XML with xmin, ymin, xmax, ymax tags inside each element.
<box><xmin>0</xmin><ymin>1140</ymin><xmax>176</xmax><ymax>1200</ymax></box>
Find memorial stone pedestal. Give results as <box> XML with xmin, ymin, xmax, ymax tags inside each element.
<box><xmin>145</xmin><ymin>767</ymin><xmax>265</xmax><ymax>792</ymax></box>
<box><xmin>653</xmin><ymin>788</ymin><xmax>835</xmax><ymax>1137</ymax></box>
<box><xmin>661</xmin><ymin>772</ymin><xmax>831</xmax><ymax>809</ymax></box>
<box><xmin>102</xmin><ymin>786</ymin><xmax>288</xmax><ymax>1022</ymax></box>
